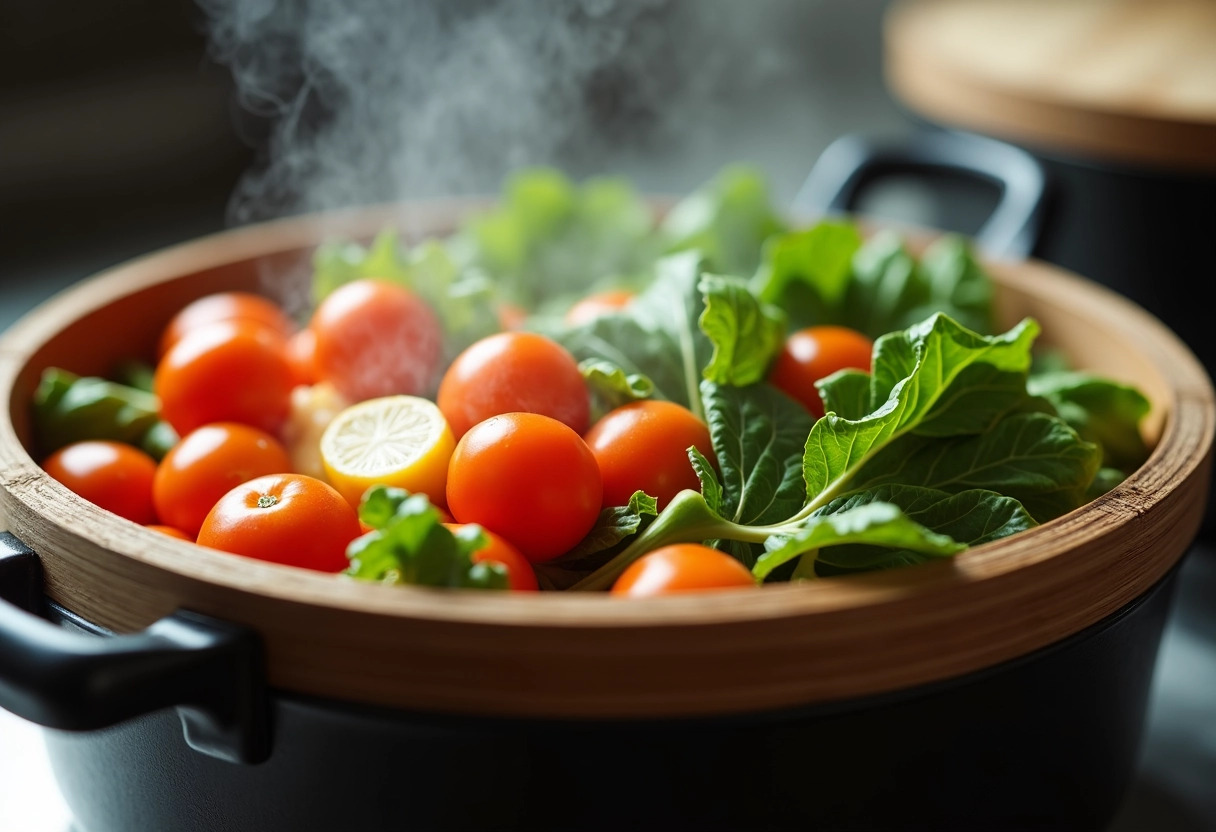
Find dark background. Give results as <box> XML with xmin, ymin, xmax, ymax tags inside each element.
<box><xmin>1</xmin><ymin>2</ymin><xmax>1213</xmax><ymax>830</ymax></box>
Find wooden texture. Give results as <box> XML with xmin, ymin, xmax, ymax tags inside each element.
<box><xmin>1</xmin><ymin>201</ymin><xmax>1213</xmax><ymax>719</ymax></box>
<box><xmin>884</xmin><ymin>0</ymin><xmax>1216</xmax><ymax>172</ymax></box>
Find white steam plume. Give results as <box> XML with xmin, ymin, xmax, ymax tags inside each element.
<box><xmin>197</xmin><ymin>0</ymin><xmax>801</xmax><ymax>225</ymax></box>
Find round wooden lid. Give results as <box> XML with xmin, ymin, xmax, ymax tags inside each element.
<box><xmin>884</xmin><ymin>0</ymin><xmax>1216</xmax><ymax>172</ymax></box>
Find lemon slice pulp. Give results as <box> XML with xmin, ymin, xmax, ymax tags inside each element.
<box><xmin>320</xmin><ymin>395</ymin><xmax>455</xmax><ymax>509</ymax></box>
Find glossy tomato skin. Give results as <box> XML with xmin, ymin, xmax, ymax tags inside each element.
<box><xmin>310</xmin><ymin>279</ymin><xmax>443</xmax><ymax>403</ymax></box>
<box><xmin>153</xmin><ymin>422</ymin><xmax>293</xmax><ymax>538</ymax></box>
<box><xmin>583</xmin><ymin>400</ymin><xmax>715</xmax><ymax>510</ymax></box>
<box><xmin>436</xmin><ymin>331</ymin><xmax>590</xmax><ymax>440</ymax></box>
<box><xmin>154</xmin><ymin>320</ymin><xmax>295</xmax><ymax>437</ymax></box>
<box><xmin>444</xmin><ymin>523</ymin><xmax>539</xmax><ymax>592</ymax></box>
<box><xmin>767</xmin><ymin>325</ymin><xmax>874</xmax><ymax>418</ymax></box>
<box><xmin>446</xmin><ymin>413</ymin><xmax>602</xmax><ymax>564</ymax></box>
<box><xmin>564</xmin><ymin>289</ymin><xmax>635</xmax><ymax>326</ymax></box>
<box><xmin>611</xmin><ymin>543</ymin><xmax>757</xmax><ymax>597</ymax></box>
<box><xmin>196</xmin><ymin>473</ymin><xmax>362</xmax><ymax>572</ymax></box>
<box><xmin>146</xmin><ymin>524</ymin><xmax>193</xmax><ymax>541</ymax></box>
<box><xmin>285</xmin><ymin>327</ymin><xmax>319</xmax><ymax>388</ymax></box>
<box><xmin>42</xmin><ymin>440</ymin><xmax>158</xmax><ymax>525</ymax></box>
<box><xmin>158</xmin><ymin>291</ymin><xmax>294</xmax><ymax>360</ymax></box>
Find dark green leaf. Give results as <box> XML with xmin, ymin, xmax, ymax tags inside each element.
<box><xmin>31</xmin><ymin>368</ymin><xmax>178</xmax><ymax>460</ymax></box>
<box><xmin>851</xmin><ymin>412</ymin><xmax>1101</xmax><ymax>523</ymax></box>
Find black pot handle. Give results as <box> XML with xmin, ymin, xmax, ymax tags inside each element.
<box><xmin>0</xmin><ymin>531</ymin><xmax>269</xmax><ymax>764</ymax></box>
<box><xmin>792</xmin><ymin>129</ymin><xmax>1048</xmax><ymax>260</ymax></box>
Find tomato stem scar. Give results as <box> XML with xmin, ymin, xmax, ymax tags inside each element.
<box><xmin>257</xmin><ymin>495</ymin><xmax>278</xmax><ymax>508</ymax></box>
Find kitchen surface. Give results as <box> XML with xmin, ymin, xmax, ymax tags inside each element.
<box><xmin>2</xmin><ymin>1</ymin><xmax>1215</xmax><ymax>829</ymax></box>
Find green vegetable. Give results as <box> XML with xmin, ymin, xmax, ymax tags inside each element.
<box><xmin>310</xmin><ymin>163</ymin><xmax>1151</xmax><ymax>591</ymax></box>
<box><xmin>659</xmin><ymin>164</ymin><xmax>787</xmax><ymax>276</ymax></box>
<box><xmin>563</xmin><ymin>312</ymin><xmax>1097</xmax><ymax>590</ymax></box>
<box><xmin>579</xmin><ymin>358</ymin><xmax>654</xmax><ymax>423</ymax></box>
<box><xmin>31</xmin><ymin>368</ymin><xmax>178</xmax><ymax>460</ymax></box>
<box><xmin>1028</xmin><ymin>370</ymin><xmax>1151</xmax><ymax>472</ymax></box>
<box><xmin>345</xmin><ymin>485</ymin><xmax>508</xmax><ymax>590</ymax></box>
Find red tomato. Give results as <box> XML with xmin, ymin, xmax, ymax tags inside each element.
<box><xmin>158</xmin><ymin>291</ymin><xmax>294</xmax><ymax>360</ymax></box>
<box><xmin>583</xmin><ymin>400</ymin><xmax>715</xmax><ymax>510</ymax></box>
<box><xmin>444</xmin><ymin>523</ymin><xmax>539</xmax><ymax>592</ymax></box>
<box><xmin>446</xmin><ymin>413</ymin><xmax>602</xmax><ymax>564</ymax></box>
<box><xmin>436</xmin><ymin>331</ymin><xmax>590</xmax><ymax>439</ymax></box>
<box><xmin>564</xmin><ymin>289</ymin><xmax>636</xmax><ymax>326</ymax></box>
<box><xmin>42</xmin><ymin>440</ymin><xmax>158</xmax><ymax>525</ymax></box>
<box><xmin>767</xmin><ymin>325</ymin><xmax>874</xmax><ymax>418</ymax></box>
<box><xmin>152</xmin><ymin>422</ymin><xmax>293</xmax><ymax>538</ymax></box>
<box><xmin>146</xmin><ymin>524</ymin><xmax>193</xmax><ymax>541</ymax></box>
<box><xmin>610</xmin><ymin>543</ymin><xmax>757</xmax><ymax>597</ymax></box>
<box><xmin>154</xmin><ymin>320</ymin><xmax>295</xmax><ymax>437</ymax></box>
<box><xmin>196</xmin><ymin>473</ymin><xmax>362</xmax><ymax>572</ymax></box>
<box><xmin>285</xmin><ymin>327</ymin><xmax>319</xmax><ymax>388</ymax></box>
<box><xmin>310</xmin><ymin>279</ymin><xmax>443</xmax><ymax>403</ymax></box>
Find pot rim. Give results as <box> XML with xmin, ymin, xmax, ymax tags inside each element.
<box><xmin>1</xmin><ymin>198</ymin><xmax>1212</xmax><ymax>717</ymax></box>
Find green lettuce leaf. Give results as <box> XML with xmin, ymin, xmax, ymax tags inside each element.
<box><xmin>346</xmin><ymin>486</ymin><xmax>508</xmax><ymax>589</ymax></box>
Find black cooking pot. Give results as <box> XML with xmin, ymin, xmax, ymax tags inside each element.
<box><xmin>0</xmin><ymin>200</ymin><xmax>1211</xmax><ymax>832</ymax></box>
<box><xmin>0</xmin><ymin>532</ymin><xmax>1184</xmax><ymax>832</ymax></box>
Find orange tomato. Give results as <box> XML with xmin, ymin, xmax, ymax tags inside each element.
<box><xmin>310</xmin><ymin>279</ymin><xmax>443</xmax><ymax>403</ymax></box>
<box><xmin>437</xmin><ymin>331</ymin><xmax>590</xmax><ymax>440</ymax></box>
<box><xmin>152</xmin><ymin>422</ymin><xmax>293</xmax><ymax>538</ymax></box>
<box><xmin>446</xmin><ymin>412</ymin><xmax>602</xmax><ymax>564</ymax></box>
<box><xmin>196</xmin><ymin>473</ymin><xmax>362</xmax><ymax>572</ymax></box>
<box><xmin>285</xmin><ymin>327</ymin><xmax>319</xmax><ymax>388</ymax></box>
<box><xmin>42</xmin><ymin>440</ymin><xmax>158</xmax><ymax>525</ymax></box>
<box><xmin>610</xmin><ymin>544</ymin><xmax>757</xmax><ymax>597</ymax></box>
<box><xmin>583</xmin><ymin>399</ymin><xmax>715</xmax><ymax>509</ymax></box>
<box><xmin>158</xmin><ymin>291</ymin><xmax>294</xmax><ymax>360</ymax></box>
<box><xmin>564</xmin><ymin>288</ymin><xmax>635</xmax><ymax>326</ymax></box>
<box><xmin>146</xmin><ymin>524</ymin><xmax>193</xmax><ymax>541</ymax></box>
<box><xmin>767</xmin><ymin>325</ymin><xmax>874</xmax><ymax>419</ymax></box>
<box><xmin>444</xmin><ymin>523</ymin><xmax>539</xmax><ymax>592</ymax></box>
<box><xmin>154</xmin><ymin>320</ymin><xmax>295</xmax><ymax>437</ymax></box>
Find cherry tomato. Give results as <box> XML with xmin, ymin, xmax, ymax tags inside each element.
<box><xmin>564</xmin><ymin>289</ymin><xmax>635</xmax><ymax>326</ymax></box>
<box><xmin>444</xmin><ymin>523</ymin><xmax>539</xmax><ymax>592</ymax></box>
<box><xmin>610</xmin><ymin>543</ymin><xmax>757</xmax><ymax>597</ymax></box>
<box><xmin>154</xmin><ymin>320</ymin><xmax>295</xmax><ymax>437</ymax></box>
<box><xmin>285</xmin><ymin>327</ymin><xmax>319</xmax><ymax>388</ymax></box>
<box><xmin>446</xmin><ymin>413</ymin><xmax>602</xmax><ymax>564</ymax></box>
<box><xmin>496</xmin><ymin>302</ymin><xmax>529</xmax><ymax>331</ymax></box>
<box><xmin>583</xmin><ymin>400</ymin><xmax>715</xmax><ymax>510</ymax></box>
<box><xmin>146</xmin><ymin>524</ymin><xmax>193</xmax><ymax>541</ymax></box>
<box><xmin>310</xmin><ymin>279</ymin><xmax>443</xmax><ymax>403</ymax></box>
<box><xmin>196</xmin><ymin>473</ymin><xmax>362</xmax><ymax>572</ymax></box>
<box><xmin>158</xmin><ymin>291</ymin><xmax>294</xmax><ymax>360</ymax></box>
<box><xmin>436</xmin><ymin>331</ymin><xmax>590</xmax><ymax>440</ymax></box>
<box><xmin>42</xmin><ymin>440</ymin><xmax>158</xmax><ymax>525</ymax></box>
<box><xmin>153</xmin><ymin>422</ymin><xmax>293</xmax><ymax>538</ymax></box>
<box><xmin>767</xmin><ymin>325</ymin><xmax>874</xmax><ymax>418</ymax></box>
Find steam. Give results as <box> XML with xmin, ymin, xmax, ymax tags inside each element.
<box><xmin>197</xmin><ymin>0</ymin><xmax>801</xmax><ymax>226</ymax></box>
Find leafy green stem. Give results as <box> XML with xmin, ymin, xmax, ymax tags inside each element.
<box><xmin>566</xmin><ymin>489</ymin><xmax>763</xmax><ymax>591</ymax></box>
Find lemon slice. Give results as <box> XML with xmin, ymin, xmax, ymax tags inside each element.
<box><xmin>320</xmin><ymin>395</ymin><xmax>455</xmax><ymax>509</ymax></box>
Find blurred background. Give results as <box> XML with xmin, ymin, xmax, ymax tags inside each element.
<box><xmin>1</xmin><ymin>1</ymin><xmax>1213</xmax><ymax>830</ymax></box>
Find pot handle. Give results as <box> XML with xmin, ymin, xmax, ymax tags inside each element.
<box><xmin>792</xmin><ymin>129</ymin><xmax>1048</xmax><ymax>260</ymax></box>
<box><xmin>0</xmin><ymin>531</ymin><xmax>269</xmax><ymax>764</ymax></box>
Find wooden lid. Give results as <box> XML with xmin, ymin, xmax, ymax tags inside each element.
<box><xmin>885</xmin><ymin>0</ymin><xmax>1216</xmax><ymax>172</ymax></box>
<box><xmin>0</xmin><ymin>202</ymin><xmax>1212</xmax><ymax>719</ymax></box>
